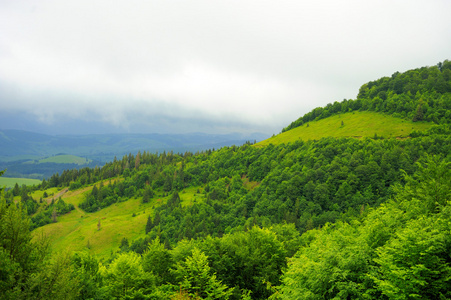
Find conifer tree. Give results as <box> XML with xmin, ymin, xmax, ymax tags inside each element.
<box><xmin>145</xmin><ymin>215</ymin><xmax>153</xmax><ymax>234</ymax></box>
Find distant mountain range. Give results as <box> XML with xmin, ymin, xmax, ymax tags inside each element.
<box><xmin>0</xmin><ymin>129</ymin><xmax>268</xmax><ymax>179</ymax></box>
<box><xmin>0</xmin><ymin>129</ymin><xmax>267</xmax><ymax>160</ymax></box>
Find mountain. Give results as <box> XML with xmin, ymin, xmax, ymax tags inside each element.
<box><xmin>0</xmin><ymin>130</ymin><xmax>268</xmax><ymax>179</ymax></box>
<box><xmin>0</xmin><ymin>130</ymin><xmax>268</xmax><ymax>161</ymax></box>
<box><xmin>1</xmin><ymin>60</ymin><xmax>451</xmax><ymax>299</ymax></box>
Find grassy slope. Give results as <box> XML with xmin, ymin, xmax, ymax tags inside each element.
<box><xmin>0</xmin><ymin>177</ymin><xmax>42</xmax><ymax>188</ymax></box>
<box><xmin>256</xmin><ymin>111</ymin><xmax>432</xmax><ymax>147</ymax></box>
<box><xmin>33</xmin><ymin>185</ymin><xmax>206</xmax><ymax>260</ymax></box>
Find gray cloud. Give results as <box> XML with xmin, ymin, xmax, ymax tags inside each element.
<box><xmin>1</xmin><ymin>0</ymin><xmax>450</xmax><ymax>135</ymax></box>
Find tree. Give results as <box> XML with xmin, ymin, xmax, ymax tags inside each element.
<box><xmin>145</xmin><ymin>215</ymin><xmax>153</xmax><ymax>234</ymax></box>
<box><xmin>370</xmin><ymin>155</ymin><xmax>451</xmax><ymax>299</ymax></box>
<box><xmin>278</xmin><ymin>154</ymin><xmax>451</xmax><ymax>300</ymax></box>
<box><xmin>372</xmin><ymin>215</ymin><xmax>451</xmax><ymax>299</ymax></box>
<box><xmin>135</xmin><ymin>151</ymin><xmax>141</xmax><ymax>170</ymax></box>
<box><xmin>202</xmin><ymin>227</ymin><xmax>287</xmax><ymax>299</ymax></box>
<box><xmin>72</xmin><ymin>251</ymin><xmax>108</xmax><ymax>300</ymax></box>
<box><xmin>413</xmin><ymin>99</ymin><xmax>424</xmax><ymax>122</ymax></box>
<box><xmin>142</xmin><ymin>186</ymin><xmax>153</xmax><ymax>204</ymax></box>
<box><xmin>172</xmin><ymin>248</ymin><xmax>232</xmax><ymax>299</ymax></box>
<box><xmin>12</xmin><ymin>183</ymin><xmax>20</xmax><ymax>196</ymax></box>
<box><xmin>120</xmin><ymin>237</ymin><xmax>129</xmax><ymax>252</ymax></box>
<box><xmin>100</xmin><ymin>252</ymin><xmax>155</xmax><ymax>299</ymax></box>
<box><xmin>52</xmin><ymin>207</ymin><xmax>57</xmax><ymax>223</ymax></box>
<box><xmin>142</xmin><ymin>237</ymin><xmax>173</xmax><ymax>285</ymax></box>
<box><xmin>278</xmin><ymin>222</ymin><xmax>373</xmax><ymax>299</ymax></box>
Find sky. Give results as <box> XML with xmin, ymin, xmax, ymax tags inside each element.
<box><xmin>1</xmin><ymin>0</ymin><xmax>451</xmax><ymax>135</ymax></box>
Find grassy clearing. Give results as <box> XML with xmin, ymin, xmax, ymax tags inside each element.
<box><xmin>180</xmin><ymin>186</ymin><xmax>206</xmax><ymax>206</ymax></box>
<box><xmin>0</xmin><ymin>177</ymin><xmax>42</xmax><ymax>188</ymax></box>
<box><xmin>38</xmin><ymin>154</ymin><xmax>91</xmax><ymax>165</ymax></box>
<box><xmin>33</xmin><ymin>184</ymin><xmax>206</xmax><ymax>260</ymax></box>
<box><xmin>256</xmin><ymin>111</ymin><xmax>433</xmax><ymax>147</ymax></box>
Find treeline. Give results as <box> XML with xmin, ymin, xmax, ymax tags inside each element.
<box><xmin>0</xmin><ymin>160</ymin><xmax>101</xmax><ymax>180</ymax></box>
<box><xmin>30</xmin><ymin>197</ymin><xmax>74</xmax><ymax>229</ymax></box>
<box><xmin>283</xmin><ymin>60</ymin><xmax>451</xmax><ymax>132</ymax></box>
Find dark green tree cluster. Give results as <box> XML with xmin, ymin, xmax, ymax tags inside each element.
<box><xmin>277</xmin><ymin>155</ymin><xmax>451</xmax><ymax>299</ymax></box>
<box><xmin>3</xmin><ymin>183</ymin><xmax>39</xmax><ymax>216</ymax></box>
<box><xmin>139</xmin><ymin>132</ymin><xmax>451</xmax><ymax>246</ymax></box>
<box><xmin>3</xmin><ymin>182</ymin><xmax>75</xmax><ymax>229</ymax></box>
<box><xmin>70</xmin><ymin>223</ymin><xmax>300</xmax><ymax>299</ymax></box>
<box><xmin>31</xmin><ymin>197</ymin><xmax>75</xmax><ymax>229</ymax></box>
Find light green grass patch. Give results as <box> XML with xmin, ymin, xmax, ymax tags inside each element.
<box><xmin>0</xmin><ymin>177</ymin><xmax>42</xmax><ymax>189</ymax></box>
<box><xmin>38</xmin><ymin>154</ymin><xmax>91</xmax><ymax>165</ymax></box>
<box><xmin>33</xmin><ymin>184</ymin><xmax>205</xmax><ymax>260</ymax></box>
<box><xmin>256</xmin><ymin>111</ymin><xmax>432</xmax><ymax>147</ymax></box>
<box><xmin>35</xmin><ymin>196</ymin><xmax>157</xmax><ymax>259</ymax></box>
<box><xmin>32</xmin><ymin>181</ymin><xmax>212</xmax><ymax>260</ymax></box>
<box><xmin>180</xmin><ymin>186</ymin><xmax>206</xmax><ymax>206</ymax></box>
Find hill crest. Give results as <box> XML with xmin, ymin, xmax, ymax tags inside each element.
<box><xmin>256</xmin><ymin>111</ymin><xmax>432</xmax><ymax>147</ymax></box>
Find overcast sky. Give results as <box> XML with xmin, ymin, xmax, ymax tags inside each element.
<box><xmin>1</xmin><ymin>0</ymin><xmax>450</xmax><ymax>135</ymax></box>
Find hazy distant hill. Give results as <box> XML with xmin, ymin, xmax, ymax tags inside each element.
<box><xmin>0</xmin><ymin>130</ymin><xmax>268</xmax><ymax>179</ymax></box>
<box><xmin>0</xmin><ymin>130</ymin><xmax>268</xmax><ymax>162</ymax></box>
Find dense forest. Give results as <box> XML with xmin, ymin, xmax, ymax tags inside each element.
<box><xmin>1</xmin><ymin>61</ymin><xmax>451</xmax><ymax>299</ymax></box>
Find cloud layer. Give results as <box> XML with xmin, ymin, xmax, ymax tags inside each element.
<box><xmin>1</xmin><ymin>0</ymin><xmax>450</xmax><ymax>134</ymax></box>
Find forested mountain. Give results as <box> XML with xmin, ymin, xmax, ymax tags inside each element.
<box><xmin>1</xmin><ymin>60</ymin><xmax>450</xmax><ymax>299</ymax></box>
<box><xmin>284</xmin><ymin>60</ymin><xmax>451</xmax><ymax>132</ymax></box>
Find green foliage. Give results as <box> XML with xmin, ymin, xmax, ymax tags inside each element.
<box><xmin>31</xmin><ymin>197</ymin><xmax>75</xmax><ymax>229</ymax></box>
<box><xmin>0</xmin><ymin>193</ymin><xmax>79</xmax><ymax>299</ymax></box>
<box><xmin>372</xmin><ymin>215</ymin><xmax>451</xmax><ymax>299</ymax></box>
<box><xmin>200</xmin><ymin>226</ymin><xmax>287</xmax><ymax>300</ymax></box>
<box><xmin>278</xmin><ymin>154</ymin><xmax>451</xmax><ymax>299</ymax></box>
<box><xmin>172</xmin><ymin>247</ymin><xmax>233</xmax><ymax>300</ymax></box>
<box><xmin>100</xmin><ymin>251</ymin><xmax>155</xmax><ymax>299</ymax></box>
<box><xmin>2</xmin><ymin>62</ymin><xmax>451</xmax><ymax>299</ymax></box>
<box><xmin>143</xmin><ymin>237</ymin><xmax>173</xmax><ymax>285</ymax></box>
<box><xmin>72</xmin><ymin>251</ymin><xmax>109</xmax><ymax>300</ymax></box>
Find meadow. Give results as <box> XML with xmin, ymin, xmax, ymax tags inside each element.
<box><xmin>0</xmin><ymin>177</ymin><xmax>42</xmax><ymax>188</ymax></box>
<box><xmin>256</xmin><ymin>111</ymin><xmax>432</xmax><ymax>146</ymax></box>
<box><xmin>33</xmin><ymin>184</ymin><xmax>205</xmax><ymax>259</ymax></box>
<box><xmin>36</xmin><ymin>154</ymin><xmax>92</xmax><ymax>165</ymax></box>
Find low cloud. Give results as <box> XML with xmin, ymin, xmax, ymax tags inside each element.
<box><xmin>1</xmin><ymin>0</ymin><xmax>450</xmax><ymax>135</ymax></box>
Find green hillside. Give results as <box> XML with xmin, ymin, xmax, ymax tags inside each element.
<box><xmin>34</xmin><ymin>185</ymin><xmax>205</xmax><ymax>259</ymax></box>
<box><xmin>256</xmin><ymin>111</ymin><xmax>432</xmax><ymax>147</ymax></box>
<box><xmin>1</xmin><ymin>60</ymin><xmax>451</xmax><ymax>299</ymax></box>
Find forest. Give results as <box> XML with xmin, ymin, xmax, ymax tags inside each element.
<box><xmin>1</xmin><ymin>61</ymin><xmax>451</xmax><ymax>299</ymax></box>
